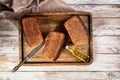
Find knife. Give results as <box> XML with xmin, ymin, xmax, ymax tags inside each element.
<box><xmin>12</xmin><ymin>41</ymin><xmax>45</xmax><ymax>72</ymax></box>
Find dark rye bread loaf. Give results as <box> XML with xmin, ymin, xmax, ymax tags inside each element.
<box><xmin>42</xmin><ymin>32</ymin><xmax>65</xmax><ymax>61</ymax></box>
<box><xmin>22</xmin><ymin>17</ymin><xmax>43</xmax><ymax>47</ymax></box>
<box><xmin>64</xmin><ymin>16</ymin><xmax>89</xmax><ymax>46</ymax></box>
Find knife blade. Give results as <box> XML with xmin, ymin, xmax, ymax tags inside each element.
<box><xmin>12</xmin><ymin>41</ymin><xmax>45</xmax><ymax>72</ymax></box>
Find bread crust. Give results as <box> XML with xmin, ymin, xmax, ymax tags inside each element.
<box><xmin>42</xmin><ymin>32</ymin><xmax>65</xmax><ymax>61</ymax></box>
<box><xmin>22</xmin><ymin>17</ymin><xmax>43</xmax><ymax>47</ymax></box>
<box><xmin>64</xmin><ymin>16</ymin><xmax>88</xmax><ymax>46</ymax></box>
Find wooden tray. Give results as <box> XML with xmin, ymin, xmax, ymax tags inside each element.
<box><xmin>19</xmin><ymin>12</ymin><xmax>93</xmax><ymax>66</ymax></box>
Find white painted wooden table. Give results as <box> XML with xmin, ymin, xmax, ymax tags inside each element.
<box><xmin>0</xmin><ymin>0</ymin><xmax>120</xmax><ymax>80</ymax></box>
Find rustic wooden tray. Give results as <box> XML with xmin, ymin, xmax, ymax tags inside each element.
<box><xmin>19</xmin><ymin>12</ymin><xmax>93</xmax><ymax>66</ymax></box>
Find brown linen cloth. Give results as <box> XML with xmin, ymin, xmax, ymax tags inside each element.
<box><xmin>11</xmin><ymin>0</ymin><xmax>74</xmax><ymax>12</ymax></box>
<box><xmin>0</xmin><ymin>0</ymin><xmax>74</xmax><ymax>29</ymax></box>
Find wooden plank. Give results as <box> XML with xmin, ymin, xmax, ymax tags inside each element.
<box><xmin>0</xmin><ymin>54</ymin><xmax>120</xmax><ymax>71</ymax></box>
<box><xmin>0</xmin><ymin>31</ymin><xmax>18</xmax><ymax>37</ymax></box>
<box><xmin>0</xmin><ymin>36</ymin><xmax>120</xmax><ymax>53</ymax></box>
<box><xmin>93</xmin><ymin>36</ymin><xmax>120</xmax><ymax>53</ymax></box>
<box><xmin>62</xmin><ymin>0</ymin><xmax>120</xmax><ymax>4</ymax></box>
<box><xmin>93</xmin><ymin>18</ymin><xmax>120</xmax><ymax>36</ymax></box>
<box><xmin>68</xmin><ymin>5</ymin><xmax>120</xmax><ymax>17</ymax></box>
<box><xmin>0</xmin><ymin>72</ymin><xmax>120</xmax><ymax>80</ymax></box>
<box><xmin>0</xmin><ymin>37</ymin><xmax>18</xmax><ymax>47</ymax></box>
<box><xmin>0</xmin><ymin>47</ymin><xmax>18</xmax><ymax>54</ymax></box>
<box><xmin>0</xmin><ymin>19</ymin><xmax>18</xmax><ymax>31</ymax></box>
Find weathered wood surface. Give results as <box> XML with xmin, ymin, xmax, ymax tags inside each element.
<box><xmin>62</xmin><ymin>0</ymin><xmax>120</xmax><ymax>17</ymax></box>
<box><xmin>0</xmin><ymin>72</ymin><xmax>120</xmax><ymax>80</ymax></box>
<box><xmin>69</xmin><ymin>5</ymin><xmax>120</xmax><ymax>17</ymax></box>
<box><xmin>93</xmin><ymin>18</ymin><xmax>120</xmax><ymax>36</ymax></box>
<box><xmin>0</xmin><ymin>0</ymin><xmax>120</xmax><ymax>79</ymax></box>
<box><xmin>62</xmin><ymin>0</ymin><xmax>120</xmax><ymax>4</ymax></box>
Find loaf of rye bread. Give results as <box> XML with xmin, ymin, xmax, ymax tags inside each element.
<box><xmin>42</xmin><ymin>32</ymin><xmax>65</xmax><ymax>61</ymax></box>
<box><xmin>64</xmin><ymin>16</ymin><xmax>89</xmax><ymax>46</ymax></box>
<box><xmin>22</xmin><ymin>17</ymin><xmax>43</xmax><ymax>47</ymax></box>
